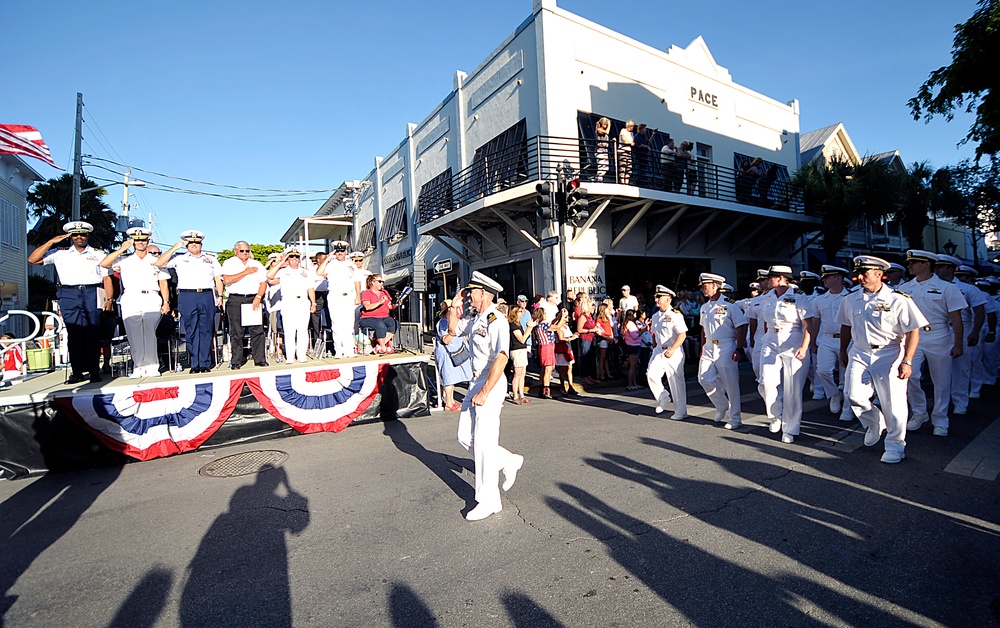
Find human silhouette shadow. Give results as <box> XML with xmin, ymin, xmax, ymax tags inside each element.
<box><xmin>0</xmin><ymin>465</ymin><xmax>121</xmax><ymax>625</ymax></box>
<box><xmin>107</xmin><ymin>565</ymin><xmax>173</xmax><ymax>628</ymax></box>
<box><xmin>179</xmin><ymin>465</ymin><xmax>308</xmax><ymax>627</ymax></box>
<box><xmin>547</xmin><ymin>482</ymin><xmax>898</xmax><ymax>626</ymax></box>
<box><xmin>501</xmin><ymin>589</ymin><xmax>564</xmax><ymax>628</ymax></box>
<box><xmin>382</xmin><ymin>418</ymin><xmax>475</xmax><ymax>507</ymax></box>
<box><xmin>388</xmin><ymin>582</ymin><xmax>438</xmax><ymax>627</ymax></box>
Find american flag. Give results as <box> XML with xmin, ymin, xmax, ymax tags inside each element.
<box><xmin>0</xmin><ymin>124</ymin><xmax>58</xmax><ymax>168</ymax></box>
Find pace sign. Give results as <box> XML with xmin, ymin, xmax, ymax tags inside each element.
<box><xmin>690</xmin><ymin>86</ymin><xmax>719</xmax><ymax>109</ymax></box>
<box><xmin>433</xmin><ymin>258</ymin><xmax>453</xmax><ymax>274</ymax></box>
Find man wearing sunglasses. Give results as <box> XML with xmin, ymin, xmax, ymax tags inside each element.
<box><xmin>221</xmin><ymin>241</ymin><xmax>268</xmax><ymax>369</ymax></box>
<box><xmin>28</xmin><ymin>221</ymin><xmax>109</xmax><ymax>384</ymax></box>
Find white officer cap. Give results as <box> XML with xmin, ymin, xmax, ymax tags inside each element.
<box><xmin>820</xmin><ymin>265</ymin><xmax>849</xmax><ymax>277</ymax></box>
<box><xmin>853</xmin><ymin>255</ymin><xmax>890</xmax><ymax>272</ymax></box>
<box><xmin>465</xmin><ymin>270</ymin><xmax>503</xmax><ymax>296</ymax></box>
<box><xmin>699</xmin><ymin>272</ymin><xmax>726</xmax><ymax>285</ymax></box>
<box><xmin>887</xmin><ymin>262</ymin><xmax>906</xmax><ymax>273</ymax></box>
<box><xmin>934</xmin><ymin>254</ymin><xmax>961</xmax><ymax>267</ymax></box>
<box><xmin>749</xmin><ymin>282</ymin><xmax>760</xmax><ymax>290</ymax></box>
<box><xmin>349</xmin><ymin>251</ymin><xmax>364</xmax><ymax>260</ymax></box>
<box><xmin>181</xmin><ymin>229</ymin><xmax>205</xmax><ymax>243</ymax></box>
<box><xmin>126</xmin><ymin>226</ymin><xmax>152</xmax><ymax>240</ymax></box>
<box><xmin>654</xmin><ymin>284</ymin><xmax>676</xmax><ymax>298</ymax></box>
<box><xmin>906</xmin><ymin>249</ymin><xmax>937</xmax><ymax>264</ymax></box>
<box><xmin>956</xmin><ymin>265</ymin><xmax>978</xmax><ymax>277</ymax></box>
<box><xmin>722</xmin><ymin>283</ymin><xmax>734</xmax><ymax>293</ymax></box>
<box><xmin>331</xmin><ymin>240</ymin><xmax>349</xmax><ymax>252</ymax></box>
<box><xmin>756</xmin><ymin>268</ymin><xmax>769</xmax><ymax>280</ymax></box>
<box><xmin>285</xmin><ymin>248</ymin><xmax>301</xmax><ymax>258</ymax></box>
<box><xmin>799</xmin><ymin>270</ymin><xmax>821</xmax><ymax>281</ymax></box>
<box><xmin>768</xmin><ymin>265</ymin><xmax>794</xmax><ymax>278</ymax></box>
<box><xmin>63</xmin><ymin>221</ymin><xmax>94</xmax><ymax>235</ymax></box>
<box><xmin>267</xmin><ymin>252</ymin><xmax>282</xmax><ymax>261</ymax></box>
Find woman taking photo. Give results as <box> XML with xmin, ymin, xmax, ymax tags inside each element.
<box><xmin>359</xmin><ymin>274</ymin><xmax>398</xmax><ymax>354</ymax></box>
<box><xmin>435</xmin><ymin>299</ymin><xmax>472</xmax><ymax>411</ymax></box>
<box><xmin>508</xmin><ymin>304</ymin><xmax>534</xmax><ymax>405</ymax></box>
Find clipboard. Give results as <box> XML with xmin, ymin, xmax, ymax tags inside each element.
<box><xmin>240</xmin><ymin>303</ymin><xmax>263</xmax><ymax>326</ymax></box>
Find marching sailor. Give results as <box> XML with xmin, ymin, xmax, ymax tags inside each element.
<box><xmin>836</xmin><ymin>256</ymin><xmax>927</xmax><ymax>464</ymax></box>
<box><xmin>698</xmin><ymin>272</ymin><xmax>749</xmax><ymax>430</ymax></box>
<box><xmin>809</xmin><ymin>265</ymin><xmax>854</xmax><ymax>420</ymax></box>
<box><xmin>897</xmin><ymin>250</ymin><xmax>966</xmax><ymax>436</ymax></box>
<box><xmin>156</xmin><ymin>230</ymin><xmax>224</xmax><ymax>373</ymax></box>
<box><xmin>28</xmin><ymin>221</ymin><xmax>108</xmax><ymax>383</ymax></box>
<box><xmin>933</xmin><ymin>255</ymin><xmax>986</xmax><ymax>415</ymax></box>
<box><xmin>447</xmin><ymin>271</ymin><xmax>524</xmax><ymax>521</ymax></box>
<box><xmin>100</xmin><ymin>227</ymin><xmax>171</xmax><ymax>378</ymax></box>
<box><xmin>645</xmin><ymin>285</ymin><xmax>688</xmax><ymax>420</ymax></box>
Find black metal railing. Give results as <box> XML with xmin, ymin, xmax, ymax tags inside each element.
<box><xmin>417</xmin><ymin>135</ymin><xmax>802</xmax><ymax>225</ymax></box>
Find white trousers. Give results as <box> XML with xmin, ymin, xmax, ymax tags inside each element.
<box><xmin>646</xmin><ymin>348</ymin><xmax>687</xmax><ymax>416</ymax></box>
<box><xmin>758</xmin><ymin>332</ymin><xmax>810</xmax><ymax>436</ymax></box>
<box><xmin>120</xmin><ymin>293</ymin><xmax>162</xmax><ymax>375</ymax></box>
<box><xmin>751</xmin><ymin>333</ymin><xmax>764</xmax><ymax>381</ymax></box>
<box><xmin>282</xmin><ymin>298</ymin><xmax>310</xmax><ymax>362</ymax></box>
<box><xmin>329</xmin><ymin>293</ymin><xmax>357</xmax><ymax>358</ymax></box>
<box><xmin>951</xmin><ymin>333</ymin><xmax>975</xmax><ymax>410</ymax></box>
<box><xmin>815</xmin><ymin>336</ymin><xmax>844</xmax><ymax>406</ymax></box>
<box><xmin>970</xmin><ymin>329</ymin><xmax>988</xmax><ymax>395</ymax></box>
<box><xmin>698</xmin><ymin>340</ymin><xmax>742</xmax><ymax>421</ymax></box>
<box><xmin>984</xmin><ymin>335</ymin><xmax>999</xmax><ymax>386</ymax></box>
<box><xmin>846</xmin><ymin>345</ymin><xmax>908</xmax><ymax>454</ymax></box>
<box><xmin>907</xmin><ymin>331</ymin><xmax>954</xmax><ymax>427</ymax></box>
<box><xmin>457</xmin><ymin>374</ymin><xmax>519</xmax><ymax>510</ymax></box>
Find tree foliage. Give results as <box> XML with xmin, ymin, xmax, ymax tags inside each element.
<box><xmin>216</xmin><ymin>243</ymin><xmax>285</xmax><ymax>264</ymax></box>
<box><xmin>895</xmin><ymin>162</ymin><xmax>934</xmax><ymax>250</ymax></box>
<box><xmin>791</xmin><ymin>155</ymin><xmax>897</xmax><ymax>265</ymax></box>
<box><xmin>908</xmin><ymin>0</ymin><xmax>1000</xmax><ymax>159</ymax></box>
<box><xmin>934</xmin><ymin>159</ymin><xmax>1000</xmax><ymax>262</ymax></box>
<box><xmin>26</xmin><ymin>173</ymin><xmax>118</xmax><ymax>250</ymax></box>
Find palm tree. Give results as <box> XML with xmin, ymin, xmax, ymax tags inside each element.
<box><xmin>791</xmin><ymin>155</ymin><xmax>897</xmax><ymax>265</ymax></box>
<box><xmin>26</xmin><ymin>173</ymin><xmax>118</xmax><ymax>250</ymax></box>
<box><xmin>896</xmin><ymin>162</ymin><xmax>934</xmax><ymax>250</ymax></box>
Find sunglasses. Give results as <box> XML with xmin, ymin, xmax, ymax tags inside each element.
<box><xmin>236</xmin><ymin>248</ymin><xmax>250</xmax><ymax>253</ymax></box>
<box><xmin>372</xmin><ymin>279</ymin><xmax>384</xmax><ymax>283</ymax></box>
<box><xmin>148</xmin><ymin>251</ymin><xmax>161</xmax><ymax>255</ymax></box>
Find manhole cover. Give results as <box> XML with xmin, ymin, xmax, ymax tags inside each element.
<box><xmin>198</xmin><ymin>450</ymin><xmax>289</xmax><ymax>478</ymax></box>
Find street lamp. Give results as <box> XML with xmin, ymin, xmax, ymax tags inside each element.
<box><xmin>79</xmin><ymin>179</ymin><xmax>146</xmax><ymax>194</ymax></box>
<box><xmin>943</xmin><ymin>240</ymin><xmax>957</xmax><ymax>256</ymax></box>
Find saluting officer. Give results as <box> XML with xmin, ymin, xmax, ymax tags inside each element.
<box><xmin>156</xmin><ymin>230</ymin><xmax>224</xmax><ymax>373</ymax></box>
<box><xmin>28</xmin><ymin>221</ymin><xmax>108</xmax><ymax>384</ymax></box>
<box><xmin>447</xmin><ymin>271</ymin><xmax>524</xmax><ymax>521</ymax></box>
<box><xmin>933</xmin><ymin>255</ymin><xmax>986</xmax><ymax>415</ymax></box>
<box><xmin>808</xmin><ymin>265</ymin><xmax>854</xmax><ymax>421</ymax></box>
<box><xmin>836</xmin><ymin>256</ymin><xmax>927</xmax><ymax>464</ymax></box>
<box><xmin>100</xmin><ymin>227</ymin><xmax>171</xmax><ymax>378</ymax></box>
<box><xmin>698</xmin><ymin>272</ymin><xmax>749</xmax><ymax>430</ymax></box>
<box><xmin>757</xmin><ymin>265</ymin><xmax>812</xmax><ymax>444</ymax></box>
<box><xmin>645</xmin><ymin>285</ymin><xmax>688</xmax><ymax>420</ymax></box>
<box><xmin>897</xmin><ymin>250</ymin><xmax>966</xmax><ymax>436</ymax></box>
<box><xmin>318</xmin><ymin>241</ymin><xmax>359</xmax><ymax>358</ymax></box>
<box><xmin>221</xmin><ymin>240</ymin><xmax>268</xmax><ymax>369</ymax></box>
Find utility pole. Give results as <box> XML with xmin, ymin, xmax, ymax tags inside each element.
<box><xmin>71</xmin><ymin>92</ymin><xmax>83</xmax><ymax>221</ymax></box>
<box><xmin>122</xmin><ymin>169</ymin><xmax>134</xmax><ymax>220</ymax></box>
<box><xmin>148</xmin><ymin>212</ymin><xmax>156</xmax><ymax>241</ymax></box>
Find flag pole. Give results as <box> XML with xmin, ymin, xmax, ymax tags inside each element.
<box><xmin>71</xmin><ymin>92</ymin><xmax>83</xmax><ymax>221</ymax></box>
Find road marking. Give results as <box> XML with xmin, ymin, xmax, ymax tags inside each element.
<box><xmin>944</xmin><ymin>416</ymin><xmax>1000</xmax><ymax>481</ymax></box>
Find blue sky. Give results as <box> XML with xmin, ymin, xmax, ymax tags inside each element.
<box><xmin>5</xmin><ymin>0</ymin><xmax>980</xmax><ymax>248</ymax></box>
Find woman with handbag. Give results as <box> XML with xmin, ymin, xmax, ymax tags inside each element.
<box><xmin>435</xmin><ymin>300</ymin><xmax>472</xmax><ymax>411</ymax></box>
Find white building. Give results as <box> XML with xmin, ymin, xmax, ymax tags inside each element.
<box><xmin>290</xmin><ymin>0</ymin><xmax>819</xmax><ymax>330</ymax></box>
<box><xmin>0</xmin><ymin>154</ymin><xmax>43</xmax><ymax>336</ymax></box>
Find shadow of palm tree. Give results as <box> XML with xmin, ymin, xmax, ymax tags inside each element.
<box><xmin>179</xmin><ymin>465</ymin><xmax>308</xmax><ymax>627</ymax></box>
<box><xmin>108</xmin><ymin>565</ymin><xmax>173</xmax><ymax>628</ymax></box>
<box><xmin>501</xmin><ymin>589</ymin><xmax>564</xmax><ymax>628</ymax></box>
<box><xmin>0</xmin><ymin>465</ymin><xmax>121</xmax><ymax>625</ymax></box>
<box><xmin>388</xmin><ymin>582</ymin><xmax>438</xmax><ymax>627</ymax></box>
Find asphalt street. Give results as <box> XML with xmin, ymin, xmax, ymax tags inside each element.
<box><xmin>1</xmin><ymin>365</ymin><xmax>999</xmax><ymax>627</ymax></box>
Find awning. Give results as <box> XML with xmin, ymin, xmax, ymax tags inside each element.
<box><xmin>279</xmin><ymin>215</ymin><xmax>353</xmax><ymax>245</ymax></box>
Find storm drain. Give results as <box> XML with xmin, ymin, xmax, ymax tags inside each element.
<box><xmin>198</xmin><ymin>450</ymin><xmax>289</xmax><ymax>478</ymax></box>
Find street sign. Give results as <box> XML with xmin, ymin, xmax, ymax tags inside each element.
<box><xmin>433</xmin><ymin>259</ymin><xmax>453</xmax><ymax>274</ymax></box>
<box><xmin>540</xmin><ymin>236</ymin><xmax>560</xmax><ymax>248</ymax></box>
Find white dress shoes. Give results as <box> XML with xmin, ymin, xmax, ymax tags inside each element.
<box><xmin>502</xmin><ymin>455</ymin><xmax>524</xmax><ymax>492</ymax></box>
<box><xmin>465</xmin><ymin>503</ymin><xmax>502</xmax><ymax>521</ymax></box>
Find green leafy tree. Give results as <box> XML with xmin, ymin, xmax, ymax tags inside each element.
<box><xmin>26</xmin><ymin>173</ymin><xmax>118</xmax><ymax>250</ymax></box>
<box><xmin>934</xmin><ymin>159</ymin><xmax>1000</xmax><ymax>265</ymax></box>
<box><xmin>895</xmin><ymin>162</ymin><xmax>934</xmax><ymax>250</ymax></box>
<box><xmin>791</xmin><ymin>155</ymin><xmax>897</xmax><ymax>265</ymax></box>
<box><xmin>908</xmin><ymin>0</ymin><xmax>1000</xmax><ymax>159</ymax></box>
<box><xmin>216</xmin><ymin>243</ymin><xmax>285</xmax><ymax>264</ymax></box>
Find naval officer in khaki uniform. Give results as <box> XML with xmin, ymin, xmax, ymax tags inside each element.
<box><xmin>447</xmin><ymin>271</ymin><xmax>524</xmax><ymax>521</ymax></box>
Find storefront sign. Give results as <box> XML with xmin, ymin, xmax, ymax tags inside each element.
<box><xmin>566</xmin><ymin>257</ymin><xmax>606</xmax><ymax>298</ymax></box>
<box><xmin>690</xmin><ymin>86</ymin><xmax>718</xmax><ymax>108</ymax></box>
<box><xmin>383</xmin><ymin>247</ymin><xmax>413</xmax><ymax>271</ymax></box>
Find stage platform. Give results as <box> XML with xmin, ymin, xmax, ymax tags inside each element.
<box><xmin>0</xmin><ymin>352</ymin><xmax>431</xmax><ymax>480</ymax></box>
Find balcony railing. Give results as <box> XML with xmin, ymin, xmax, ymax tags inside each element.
<box><xmin>418</xmin><ymin>135</ymin><xmax>803</xmax><ymax>225</ymax></box>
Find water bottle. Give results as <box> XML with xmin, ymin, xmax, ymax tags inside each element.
<box><xmin>175</xmin><ymin>362</ymin><xmax>183</xmax><ymax>373</ymax></box>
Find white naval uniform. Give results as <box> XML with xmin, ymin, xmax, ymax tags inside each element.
<box><xmin>746</xmin><ymin>294</ymin><xmax>767</xmax><ymax>380</ymax></box>
<box><xmin>970</xmin><ymin>288</ymin><xmax>995</xmax><ymax>397</ymax></box>
<box><xmin>984</xmin><ymin>295</ymin><xmax>1000</xmax><ymax>387</ymax></box>
<box><xmin>351</xmin><ymin>265</ymin><xmax>373</xmax><ymax>334</ymax></box>
<box><xmin>646</xmin><ymin>307</ymin><xmax>688</xmax><ymax>418</ymax></box>
<box><xmin>757</xmin><ymin>286</ymin><xmax>812</xmax><ymax>436</ymax></box>
<box><xmin>275</xmin><ymin>267</ymin><xmax>314</xmax><ymax>362</ymax></box>
<box><xmin>809</xmin><ymin>288</ymin><xmax>850</xmax><ymax>416</ymax></box>
<box><xmin>454</xmin><ymin>305</ymin><xmax>520</xmax><ymax>512</ymax></box>
<box><xmin>836</xmin><ymin>285</ymin><xmax>928</xmax><ymax>455</ymax></box>
<box><xmin>325</xmin><ymin>258</ymin><xmax>358</xmax><ymax>358</ymax></box>
<box><xmin>698</xmin><ymin>296</ymin><xmax>748</xmax><ymax>422</ymax></box>
<box><xmin>896</xmin><ymin>275</ymin><xmax>967</xmax><ymax>428</ymax></box>
<box><xmin>114</xmin><ymin>253</ymin><xmax>168</xmax><ymax>376</ymax></box>
<box><xmin>950</xmin><ymin>279</ymin><xmax>988</xmax><ymax>411</ymax></box>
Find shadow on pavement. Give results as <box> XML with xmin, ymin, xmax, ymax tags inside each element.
<box><xmin>108</xmin><ymin>565</ymin><xmax>173</xmax><ymax>628</ymax></box>
<box><xmin>501</xmin><ymin>589</ymin><xmax>564</xmax><ymax>628</ymax></box>
<box><xmin>389</xmin><ymin>582</ymin><xmax>438</xmax><ymax>627</ymax></box>
<box><xmin>179</xmin><ymin>464</ymin><xmax>309</xmax><ymax>627</ymax></box>
<box><xmin>382</xmin><ymin>418</ymin><xmax>475</xmax><ymax>506</ymax></box>
<box><xmin>0</xmin><ymin>465</ymin><xmax>121</xmax><ymax>624</ymax></box>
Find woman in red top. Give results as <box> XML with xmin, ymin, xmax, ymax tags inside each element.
<box><xmin>360</xmin><ymin>274</ymin><xmax>398</xmax><ymax>353</ymax></box>
<box><xmin>576</xmin><ymin>297</ymin><xmax>598</xmax><ymax>385</ymax></box>
<box><xmin>595</xmin><ymin>302</ymin><xmax>614</xmax><ymax>381</ymax></box>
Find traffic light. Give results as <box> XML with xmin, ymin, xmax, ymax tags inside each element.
<box><xmin>535</xmin><ymin>181</ymin><xmax>553</xmax><ymax>219</ymax></box>
<box><xmin>566</xmin><ymin>178</ymin><xmax>589</xmax><ymax>226</ymax></box>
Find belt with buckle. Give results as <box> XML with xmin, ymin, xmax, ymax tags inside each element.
<box><xmin>832</xmin><ymin>333</ymin><xmax>841</xmax><ymax>338</ymax></box>
<box><xmin>871</xmin><ymin>344</ymin><xmax>886</xmax><ymax>350</ymax></box>
<box><xmin>711</xmin><ymin>340</ymin><xmax>719</xmax><ymax>345</ymax></box>
<box><xmin>179</xmin><ymin>288</ymin><xmax>212</xmax><ymax>293</ymax></box>
<box><xmin>62</xmin><ymin>283</ymin><xmax>100</xmax><ymax>290</ymax></box>
<box><xmin>230</xmin><ymin>293</ymin><xmax>256</xmax><ymax>297</ymax></box>
<box><xmin>922</xmin><ymin>325</ymin><xmax>932</xmax><ymax>331</ymax></box>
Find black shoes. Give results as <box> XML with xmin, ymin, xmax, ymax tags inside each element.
<box><xmin>67</xmin><ymin>373</ymin><xmax>88</xmax><ymax>384</ymax></box>
<box><xmin>255</xmin><ymin>362</ymin><xmax>269</xmax><ymax>368</ymax></box>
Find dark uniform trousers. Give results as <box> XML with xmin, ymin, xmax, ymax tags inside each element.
<box><xmin>226</xmin><ymin>293</ymin><xmax>266</xmax><ymax>366</ymax></box>
<box><xmin>179</xmin><ymin>290</ymin><xmax>216</xmax><ymax>369</ymax></box>
<box><xmin>59</xmin><ymin>285</ymin><xmax>102</xmax><ymax>377</ymax></box>
<box><xmin>310</xmin><ymin>290</ymin><xmax>329</xmax><ymax>344</ymax></box>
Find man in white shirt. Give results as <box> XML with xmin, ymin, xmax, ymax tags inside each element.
<box><xmin>618</xmin><ymin>285</ymin><xmax>639</xmax><ymax>316</ymax></box>
<box><xmin>221</xmin><ymin>240</ymin><xmax>268</xmax><ymax>369</ymax></box>
<box><xmin>538</xmin><ymin>291</ymin><xmax>559</xmax><ymax>324</ymax></box>
<box><xmin>808</xmin><ymin>265</ymin><xmax>854</xmax><ymax>420</ymax></box>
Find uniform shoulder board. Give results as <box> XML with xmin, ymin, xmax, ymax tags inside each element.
<box><xmin>845</xmin><ymin>287</ymin><xmax>857</xmax><ymax>294</ymax></box>
<box><xmin>673</xmin><ymin>308</ymin><xmax>682</xmax><ymax>314</ymax></box>
<box><xmin>893</xmin><ymin>290</ymin><xmax>912</xmax><ymax>298</ymax></box>
<box><xmin>487</xmin><ymin>312</ymin><xmax>497</xmax><ymax>324</ymax></box>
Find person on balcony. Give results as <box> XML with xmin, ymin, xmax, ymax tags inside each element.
<box><xmin>595</xmin><ymin>117</ymin><xmax>611</xmax><ymax>183</ymax></box>
<box><xmin>633</xmin><ymin>123</ymin><xmax>651</xmax><ymax>187</ymax></box>
<box><xmin>659</xmin><ymin>138</ymin><xmax>680</xmax><ymax>192</ymax></box>
<box><xmin>678</xmin><ymin>141</ymin><xmax>696</xmax><ymax>195</ymax></box>
<box><xmin>618</xmin><ymin>120</ymin><xmax>635</xmax><ymax>184</ymax></box>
